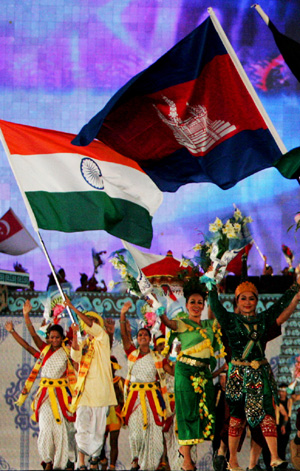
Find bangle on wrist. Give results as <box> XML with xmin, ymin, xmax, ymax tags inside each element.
<box><xmin>156</xmin><ymin>306</ymin><xmax>166</xmax><ymax>317</ymax></box>
<box><xmin>25</xmin><ymin>322</ymin><xmax>32</xmax><ymax>326</ymax></box>
<box><xmin>10</xmin><ymin>328</ymin><xmax>15</xmax><ymax>333</ymax></box>
<box><xmin>120</xmin><ymin>320</ymin><xmax>126</xmax><ymax>324</ymax></box>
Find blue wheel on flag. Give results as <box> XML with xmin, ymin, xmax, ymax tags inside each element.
<box><xmin>80</xmin><ymin>158</ymin><xmax>104</xmax><ymax>190</ymax></box>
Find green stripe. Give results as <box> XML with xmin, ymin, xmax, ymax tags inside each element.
<box><xmin>26</xmin><ymin>191</ymin><xmax>153</xmax><ymax>248</ymax></box>
<box><xmin>273</xmin><ymin>147</ymin><xmax>300</xmax><ymax>179</ymax></box>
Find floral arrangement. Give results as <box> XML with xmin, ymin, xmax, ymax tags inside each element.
<box><xmin>282</xmin><ymin>244</ymin><xmax>294</xmax><ymax>268</ymax></box>
<box><xmin>199</xmin><ymin>205</ymin><xmax>253</xmax><ymax>285</ymax></box>
<box><xmin>207</xmin><ymin>206</ymin><xmax>253</xmax><ymax>257</ymax></box>
<box><xmin>140</xmin><ymin>302</ymin><xmax>157</xmax><ymax>327</ymax></box>
<box><xmin>109</xmin><ymin>251</ymin><xmax>141</xmax><ymax>297</ymax></box>
<box><xmin>178</xmin><ymin>256</ymin><xmax>203</xmax><ymax>281</ymax></box>
<box><xmin>192</xmin><ymin>240</ymin><xmax>213</xmax><ymax>273</ymax></box>
<box><xmin>190</xmin><ymin>373</ymin><xmax>214</xmax><ymax>439</ymax></box>
<box><xmin>179</xmin><ymin>206</ymin><xmax>252</xmax><ymax>282</ymax></box>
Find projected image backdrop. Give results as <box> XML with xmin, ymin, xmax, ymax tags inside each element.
<box><xmin>0</xmin><ymin>0</ymin><xmax>299</xmax><ymax>290</ymax></box>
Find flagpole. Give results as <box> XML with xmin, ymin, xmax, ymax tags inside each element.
<box><xmin>36</xmin><ymin>231</ymin><xmax>76</xmax><ymax>324</ymax></box>
<box><xmin>207</xmin><ymin>7</ymin><xmax>287</xmax><ymax>155</ymax></box>
<box><xmin>251</xmin><ymin>4</ymin><xmax>269</xmax><ymax>25</ymax></box>
<box><xmin>252</xmin><ymin>238</ymin><xmax>265</xmax><ymax>262</ymax></box>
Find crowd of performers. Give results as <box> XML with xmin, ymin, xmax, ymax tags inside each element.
<box><xmin>4</xmin><ymin>272</ymin><xmax>300</xmax><ymax>471</ymax></box>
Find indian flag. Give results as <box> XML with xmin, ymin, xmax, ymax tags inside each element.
<box><xmin>0</xmin><ymin>120</ymin><xmax>163</xmax><ymax>248</ymax></box>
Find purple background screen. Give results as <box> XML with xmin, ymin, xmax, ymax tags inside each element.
<box><xmin>0</xmin><ymin>0</ymin><xmax>299</xmax><ymax>291</ymax></box>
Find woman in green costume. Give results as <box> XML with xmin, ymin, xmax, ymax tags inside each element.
<box><xmin>157</xmin><ymin>279</ymin><xmax>225</xmax><ymax>471</ymax></box>
<box><xmin>208</xmin><ymin>279</ymin><xmax>300</xmax><ymax>471</ymax></box>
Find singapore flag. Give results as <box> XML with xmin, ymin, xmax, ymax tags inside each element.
<box><xmin>0</xmin><ymin>208</ymin><xmax>38</xmax><ymax>255</ymax></box>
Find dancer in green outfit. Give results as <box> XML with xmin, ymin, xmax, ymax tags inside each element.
<box><xmin>208</xmin><ymin>278</ymin><xmax>300</xmax><ymax>471</ymax></box>
<box><xmin>157</xmin><ymin>279</ymin><xmax>225</xmax><ymax>471</ymax></box>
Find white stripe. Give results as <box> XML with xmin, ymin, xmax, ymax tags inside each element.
<box><xmin>0</xmin><ymin>129</ymin><xmax>39</xmax><ymax>231</ymax></box>
<box><xmin>0</xmin><ymin>229</ymin><xmax>38</xmax><ymax>255</ymax></box>
<box><xmin>122</xmin><ymin>240</ymin><xmax>167</xmax><ymax>269</ymax></box>
<box><xmin>10</xmin><ymin>152</ymin><xmax>163</xmax><ymax>216</ymax></box>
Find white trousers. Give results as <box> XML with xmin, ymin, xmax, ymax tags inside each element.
<box><xmin>75</xmin><ymin>405</ymin><xmax>108</xmax><ymax>457</ymax></box>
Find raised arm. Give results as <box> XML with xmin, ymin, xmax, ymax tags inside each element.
<box><xmin>104</xmin><ymin>318</ymin><xmax>115</xmax><ymax>348</ymax></box>
<box><xmin>159</xmin><ymin>310</ymin><xmax>178</xmax><ymax>331</ymax></box>
<box><xmin>208</xmin><ymin>288</ymin><xmax>231</xmax><ymax>328</ymax></box>
<box><xmin>23</xmin><ymin>299</ymin><xmax>45</xmax><ymax>350</ymax></box>
<box><xmin>64</xmin><ymin>295</ymin><xmax>94</xmax><ymax>327</ymax></box>
<box><xmin>265</xmin><ymin>278</ymin><xmax>300</xmax><ymax>326</ymax></box>
<box><xmin>276</xmin><ymin>290</ymin><xmax>300</xmax><ymax>325</ymax></box>
<box><xmin>120</xmin><ymin>301</ymin><xmax>133</xmax><ymax>351</ymax></box>
<box><xmin>71</xmin><ymin>322</ymin><xmax>80</xmax><ymax>351</ymax></box>
<box><xmin>5</xmin><ymin>320</ymin><xmax>39</xmax><ymax>357</ymax></box>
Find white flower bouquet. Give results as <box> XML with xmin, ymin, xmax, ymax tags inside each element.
<box><xmin>200</xmin><ymin>205</ymin><xmax>253</xmax><ymax>285</ymax></box>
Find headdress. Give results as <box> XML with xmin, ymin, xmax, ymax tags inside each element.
<box><xmin>85</xmin><ymin>311</ymin><xmax>104</xmax><ymax>326</ymax></box>
<box><xmin>235</xmin><ymin>281</ymin><xmax>258</xmax><ymax>299</ymax></box>
<box><xmin>80</xmin><ymin>310</ymin><xmax>104</xmax><ymax>330</ymax></box>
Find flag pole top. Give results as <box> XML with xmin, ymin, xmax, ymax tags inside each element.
<box><xmin>206</xmin><ymin>3</ymin><xmax>286</xmax><ymax>155</ymax></box>
<box><xmin>251</xmin><ymin>4</ymin><xmax>270</xmax><ymax>26</ymax></box>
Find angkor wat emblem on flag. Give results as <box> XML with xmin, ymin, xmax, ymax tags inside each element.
<box><xmin>154</xmin><ymin>96</ymin><xmax>236</xmax><ymax>155</ymax></box>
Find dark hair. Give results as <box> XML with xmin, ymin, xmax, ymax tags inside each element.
<box><xmin>47</xmin><ymin>324</ymin><xmax>64</xmax><ymax>338</ymax></box>
<box><xmin>279</xmin><ymin>382</ymin><xmax>288</xmax><ymax>389</ymax></box>
<box><xmin>137</xmin><ymin>327</ymin><xmax>151</xmax><ymax>338</ymax></box>
<box><xmin>183</xmin><ymin>277</ymin><xmax>207</xmax><ymax>302</ymax></box>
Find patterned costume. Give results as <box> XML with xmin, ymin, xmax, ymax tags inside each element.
<box><xmin>122</xmin><ymin>347</ymin><xmax>169</xmax><ymax>471</ymax></box>
<box><xmin>169</xmin><ymin>317</ymin><xmax>224</xmax><ymax>445</ymax></box>
<box><xmin>17</xmin><ymin>343</ymin><xmax>76</xmax><ymax>469</ymax></box>
<box><xmin>209</xmin><ymin>284</ymin><xmax>300</xmax><ymax>428</ymax></box>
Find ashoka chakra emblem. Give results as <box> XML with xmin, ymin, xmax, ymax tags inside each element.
<box><xmin>80</xmin><ymin>158</ymin><xmax>104</xmax><ymax>190</ymax></box>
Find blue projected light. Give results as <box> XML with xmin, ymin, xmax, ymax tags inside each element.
<box><xmin>0</xmin><ymin>0</ymin><xmax>299</xmax><ymax>290</ymax></box>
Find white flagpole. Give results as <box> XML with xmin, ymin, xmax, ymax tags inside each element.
<box><xmin>251</xmin><ymin>4</ymin><xmax>270</xmax><ymax>26</ymax></box>
<box><xmin>207</xmin><ymin>7</ymin><xmax>287</xmax><ymax>155</ymax></box>
<box><xmin>37</xmin><ymin>231</ymin><xmax>76</xmax><ymax>324</ymax></box>
<box><xmin>252</xmin><ymin>238</ymin><xmax>265</xmax><ymax>262</ymax></box>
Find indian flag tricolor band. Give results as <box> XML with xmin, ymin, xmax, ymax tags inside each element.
<box><xmin>0</xmin><ymin>120</ymin><xmax>163</xmax><ymax>248</ymax></box>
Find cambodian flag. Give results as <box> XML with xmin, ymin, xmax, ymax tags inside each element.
<box><xmin>72</xmin><ymin>9</ymin><xmax>288</xmax><ymax>192</ymax></box>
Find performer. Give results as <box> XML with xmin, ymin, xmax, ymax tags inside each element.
<box><xmin>66</xmin><ymin>297</ymin><xmax>117</xmax><ymax>471</ymax></box>
<box><xmin>212</xmin><ymin>298</ymin><xmax>298</xmax><ymax>471</ymax></box>
<box><xmin>157</xmin><ymin>278</ymin><xmax>225</xmax><ymax>471</ymax></box>
<box><xmin>208</xmin><ymin>278</ymin><xmax>300</xmax><ymax>471</ymax></box>
<box><xmin>120</xmin><ymin>301</ymin><xmax>173</xmax><ymax>471</ymax></box>
<box><xmin>99</xmin><ymin>355</ymin><xmax>125</xmax><ymax>471</ymax></box>
<box><xmin>12</xmin><ymin>320</ymin><xmax>76</xmax><ymax>470</ymax></box>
